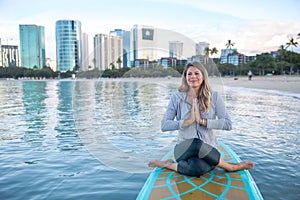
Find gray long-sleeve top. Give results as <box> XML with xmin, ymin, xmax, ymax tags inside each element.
<box><xmin>161</xmin><ymin>91</ymin><xmax>232</xmax><ymax>147</ymax></box>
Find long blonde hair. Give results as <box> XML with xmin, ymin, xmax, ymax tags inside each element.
<box><xmin>178</xmin><ymin>61</ymin><xmax>211</xmax><ymax>113</ymax></box>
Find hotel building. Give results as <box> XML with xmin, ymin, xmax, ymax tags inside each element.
<box><xmin>169</xmin><ymin>41</ymin><xmax>183</xmax><ymax>58</ymax></box>
<box><xmin>55</xmin><ymin>20</ymin><xmax>82</xmax><ymax>72</ymax></box>
<box><xmin>19</xmin><ymin>24</ymin><xmax>45</xmax><ymax>69</ymax></box>
<box><xmin>130</xmin><ymin>25</ymin><xmax>157</xmax><ymax>66</ymax></box>
<box><xmin>81</xmin><ymin>32</ymin><xmax>89</xmax><ymax>71</ymax></box>
<box><xmin>0</xmin><ymin>43</ymin><xmax>20</xmax><ymax>67</ymax></box>
<box><xmin>110</xmin><ymin>29</ymin><xmax>130</xmax><ymax>67</ymax></box>
<box><xmin>93</xmin><ymin>34</ymin><xmax>123</xmax><ymax>71</ymax></box>
<box><xmin>196</xmin><ymin>42</ymin><xmax>209</xmax><ymax>56</ymax></box>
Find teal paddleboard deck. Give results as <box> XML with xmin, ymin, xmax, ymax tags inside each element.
<box><xmin>137</xmin><ymin>141</ymin><xmax>263</xmax><ymax>200</ymax></box>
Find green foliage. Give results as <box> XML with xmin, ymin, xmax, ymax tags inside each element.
<box><xmin>73</xmin><ymin>64</ymin><xmax>80</xmax><ymax>72</ymax></box>
<box><xmin>216</xmin><ymin>63</ymin><xmax>236</xmax><ymax>76</ymax></box>
<box><xmin>123</xmin><ymin>66</ymin><xmax>181</xmax><ymax>78</ymax></box>
<box><xmin>0</xmin><ymin>66</ymin><xmax>57</xmax><ymax>79</ymax></box>
<box><xmin>172</xmin><ymin>65</ymin><xmax>185</xmax><ymax>74</ymax></box>
<box><xmin>76</xmin><ymin>69</ymin><xmax>102</xmax><ymax>79</ymax></box>
<box><xmin>216</xmin><ymin>50</ymin><xmax>300</xmax><ymax>76</ymax></box>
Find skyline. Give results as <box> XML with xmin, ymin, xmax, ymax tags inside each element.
<box><xmin>0</xmin><ymin>0</ymin><xmax>300</xmax><ymax>60</ymax></box>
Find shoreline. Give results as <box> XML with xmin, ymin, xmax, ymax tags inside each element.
<box><xmin>210</xmin><ymin>75</ymin><xmax>300</xmax><ymax>94</ymax></box>
<box><xmin>2</xmin><ymin>75</ymin><xmax>300</xmax><ymax>93</ymax></box>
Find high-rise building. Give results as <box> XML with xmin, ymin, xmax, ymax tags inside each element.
<box><xmin>55</xmin><ymin>20</ymin><xmax>82</xmax><ymax>72</ymax></box>
<box><xmin>19</xmin><ymin>24</ymin><xmax>45</xmax><ymax>69</ymax></box>
<box><xmin>110</xmin><ymin>29</ymin><xmax>130</xmax><ymax>67</ymax></box>
<box><xmin>131</xmin><ymin>25</ymin><xmax>157</xmax><ymax>66</ymax></box>
<box><xmin>220</xmin><ymin>48</ymin><xmax>236</xmax><ymax>64</ymax></box>
<box><xmin>0</xmin><ymin>39</ymin><xmax>2</xmax><ymax>67</ymax></box>
<box><xmin>81</xmin><ymin>32</ymin><xmax>89</xmax><ymax>71</ymax></box>
<box><xmin>169</xmin><ymin>41</ymin><xmax>183</xmax><ymax>58</ymax></box>
<box><xmin>94</xmin><ymin>34</ymin><xmax>123</xmax><ymax>71</ymax></box>
<box><xmin>196</xmin><ymin>42</ymin><xmax>209</xmax><ymax>56</ymax></box>
<box><xmin>1</xmin><ymin>45</ymin><xmax>20</xmax><ymax>67</ymax></box>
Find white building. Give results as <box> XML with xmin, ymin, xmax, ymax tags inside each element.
<box><xmin>131</xmin><ymin>25</ymin><xmax>157</xmax><ymax>65</ymax></box>
<box><xmin>1</xmin><ymin>45</ymin><xmax>20</xmax><ymax>67</ymax></box>
<box><xmin>46</xmin><ymin>57</ymin><xmax>56</xmax><ymax>71</ymax></box>
<box><xmin>94</xmin><ymin>34</ymin><xmax>123</xmax><ymax>71</ymax></box>
<box><xmin>110</xmin><ymin>29</ymin><xmax>131</xmax><ymax>67</ymax></box>
<box><xmin>196</xmin><ymin>42</ymin><xmax>209</xmax><ymax>56</ymax></box>
<box><xmin>169</xmin><ymin>41</ymin><xmax>183</xmax><ymax>58</ymax></box>
<box><xmin>130</xmin><ymin>25</ymin><xmax>196</xmax><ymax>66</ymax></box>
<box><xmin>81</xmin><ymin>32</ymin><xmax>89</xmax><ymax>71</ymax></box>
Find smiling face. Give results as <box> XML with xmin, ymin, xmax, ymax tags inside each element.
<box><xmin>186</xmin><ymin>66</ymin><xmax>203</xmax><ymax>89</ymax></box>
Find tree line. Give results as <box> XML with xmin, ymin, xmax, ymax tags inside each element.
<box><xmin>1</xmin><ymin>49</ymin><xmax>299</xmax><ymax>79</ymax></box>
<box><xmin>216</xmin><ymin>49</ymin><xmax>300</xmax><ymax>76</ymax></box>
<box><xmin>1</xmin><ymin>34</ymin><xmax>299</xmax><ymax>79</ymax></box>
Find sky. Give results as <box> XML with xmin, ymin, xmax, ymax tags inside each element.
<box><xmin>0</xmin><ymin>0</ymin><xmax>299</xmax><ymax>60</ymax></box>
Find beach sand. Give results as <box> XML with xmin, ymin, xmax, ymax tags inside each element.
<box><xmin>209</xmin><ymin>75</ymin><xmax>300</xmax><ymax>94</ymax></box>
<box><xmin>102</xmin><ymin>75</ymin><xmax>300</xmax><ymax>94</ymax></box>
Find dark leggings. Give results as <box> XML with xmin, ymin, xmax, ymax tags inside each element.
<box><xmin>174</xmin><ymin>138</ymin><xmax>220</xmax><ymax>177</ymax></box>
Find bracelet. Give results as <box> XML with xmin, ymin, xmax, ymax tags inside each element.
<box><xmin>201</xmin><ymin>118</ymin><xmax>205</xmax><ymax>126</ymax></box>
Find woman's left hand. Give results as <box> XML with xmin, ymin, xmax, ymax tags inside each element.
<box><xmin>193</xmin><ymin>98</ymin><xmax>201</xmax><ymax>124</ymax></box>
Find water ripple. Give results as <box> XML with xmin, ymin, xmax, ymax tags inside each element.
<box><xmin>0</xmin><ymin>80</ymin><xmax>299</xmax><ymax>200</ymax></box>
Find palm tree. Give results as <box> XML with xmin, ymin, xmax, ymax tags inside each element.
<box><xmin>225</xmin><ymin>40</ymin><xmax>235</xmax><ymax>50</ymax></box>
<box><xmin>204</xmin><ymin>47</ymin><xmax>210</xmax><ymax>64</ymax></box>
<box><xmin>286</xmin><ymin>37</ymin><xmax>298</xmax><ymax>75</ymax></box>
<box><xmin>210</xmin><ymin>47</ymin><xmax>218</xmax><ymax>75</ymax></box>
<box><xmin>116</xmin><ymin>57</ymin><xmax>122</xmax><ymax>69</ymax></box>
<box><xmin>278</xmin><ymin>45</ymin><xmax>285</xmax><ymax>74</ymax></box>
<box><xmin>210</xmin><ymin>47</ymin><xmax>218</xmax><ymax>57</ymax></box>
<box><xmin>225</xmin><ymin>40</ymin><xmax>235</xmax><ymax>63</ymax></box>
<box><xmin>204</xmin><ymin>47</ymin><xmax>218</xmax><ymax>65</ymax></box>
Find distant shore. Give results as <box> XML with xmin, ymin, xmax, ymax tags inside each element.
<box><xmin>2</xmin><ymin>75</ymin><xmax>300</xmax><ymax>94</ymax></box>
<box><xmin>122</xmin><ymin>75</ymin><xmax>300</xmax><ymax>94</ymax></box>
<box><xmin>124</xmin><ymin>75</ymin><xmax>300</xmax><ymax>94</ymax></box>
<box><xmin>209</xmin><ymin>75</ymin><xmax>300</xmax><ymax>93</ymax></box>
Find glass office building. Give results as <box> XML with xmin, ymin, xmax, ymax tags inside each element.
<box><xmin>56</xmin><ymin>20</ymin><xmax>82</xmax><ymax>72</ymax></box>
<box><xmin>19</xmin><ymin>25</ymin><xmax>45</xmax><ymax>69</ymax></box>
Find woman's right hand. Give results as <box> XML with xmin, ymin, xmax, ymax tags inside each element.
<box><xmin>182</xmin><ymin>98</ymin><xmax>196</xmax><ymax>128</ymax></box>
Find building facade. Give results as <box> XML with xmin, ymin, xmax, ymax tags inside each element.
<box><xmin>196</xmin><ymin>42</ymin><xmax>209</xmax><ymax>56</ymax></box>
<box><xmin>1</xmin><ymin>45</ymin><xmax>20</xmax><ymax>67</ymax></box>
<box><xmin>220</xmin><ymin>48</ymin><xmax>236</xmax><ymax>64</ymax></box>
<box><xmin>46</xmin><ymin>57</ymin><xmax>56</xmax><ymax>71</ymax></box>
<box><xmin>81</xmin><ymin>32</ymin><xmax>89</xmax><ymax>71</ymax></box>
<box><xmin>131</xmin><ymin>25</ymin><xmax>157</xmax><ymax>66</ymax></box>
<box><xmin>169</xmin><ymin>41</ymin><xmax>183</xmax><ymax>58</ymax></box>
<box><xmin>220</xmin><ymin>48</ymin><xmax>256</xmax><ymax>65</ymax></box>
<box><xmin>19</xmin><ymin>24</ymin><xmax>45</xmax><ymax>69</ymax></box>
<box><xmin>110</xmin><ymin>29</ymin><xmax>130</xmax><ymax>67</ymax></box>
<box><xmin>55</xmin><ymin>20</ymin><xmax>82</xmax><ymax>72</ymax></box>
<box><xmin>94</xmin><ymin>34</ymin><xmax>123</xmax><ymax>71</ymax></box>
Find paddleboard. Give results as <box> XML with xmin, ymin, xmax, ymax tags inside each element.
<box><xmin>137</xmin><ymin>141</ymin><xmax>263</xmax><ymax>200</ymax></box>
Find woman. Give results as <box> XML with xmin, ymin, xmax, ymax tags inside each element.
<box><xmin>148</xmin><ymin>62</ymin><xmax>253</xmax><ymax>176</ymax></box>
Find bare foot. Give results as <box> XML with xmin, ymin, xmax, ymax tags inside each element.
<box><xmin>148</xmin><ymin>159</ymin><xmax>173</xmax><ymax>168</ymax></box>
<box><xmin>238</xmin><ymin>161</ymin><xmax>254</xmax><ymax>170</ymax></box>
<box><xmin>226</xmin><ymin>161</ymin><xmax>254</xmax><ymax>172</ymax></box>
<box><xmin>166</xmin><ymin>159</ymin><xmax>175</xmax><ymax>164</ymax></box>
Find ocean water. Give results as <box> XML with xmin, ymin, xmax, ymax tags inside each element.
<box><xmin>0</xmin><ymin>79</ymin><xmax>299</xmax><ymax>200</ymax></box>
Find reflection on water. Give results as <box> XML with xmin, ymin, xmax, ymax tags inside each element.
<box><xmin>0</xmin><ymin>79</ymin><xmax>299</xmax><ymax>200</ymax></box>
<box><xmin>221</xmin><ymin>87</ymin><xmax>300</xmax><ymax>200</ymax></box>
<box><xmin>73</xmin><ymin>79</ymin><xmax>176</xmax><ymax>173</ymax></box>
<box><xmin>22</xmin><ymin>81</ymin><xmax>47</xmax><ymax>145</ymax></box>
